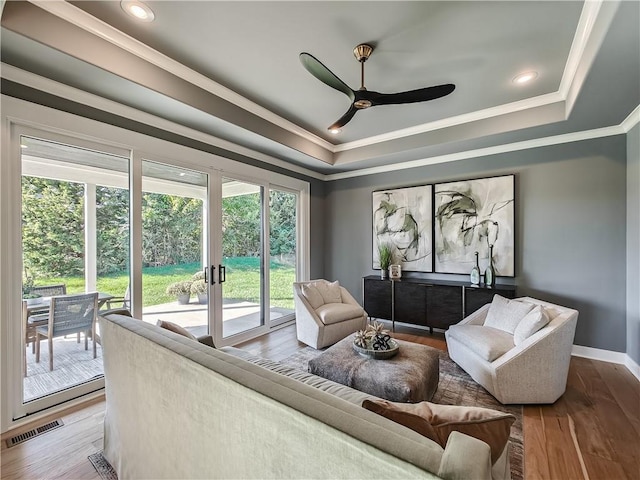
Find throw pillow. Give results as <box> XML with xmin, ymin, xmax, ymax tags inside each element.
<box><xmin>513</xmin><ymin>305</ymin><xmax>550</xmax><ymax>345</ymax></box>
<box><xmin>312</xmin><ymin>280</ymin><xmax>342</xmax><ymax>304</ymax></box>
<box><xmin>156</xmin><ymin>319</ymin><xmax>197</xmax><ymax>341</ymax></box>
<box><xmin>362</xmin><ymin>399</ymin><xmax>515</xmax><ymax>464</ymax></box>
<box><xmin>301</xmin><ymin>284</ymin><xmax>325</xmax><ymax>309</ymax></box>
<box><xmin>483</xmin><ymin>294</ymin><xmax>534</xmax><ymax>334</ymax></box>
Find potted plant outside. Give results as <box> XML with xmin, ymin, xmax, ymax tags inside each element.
<box><xmin>22</xmin><ymin>276</ymin><xmax>42</xmax><ymax>306</ymax></box>
<box><xmin>378</xmin><ymin>243</ymin><xmax>394</xmax><ymax>280</ymax></box>
<box><xmin>191</xmin><ymin>279</ymin><xmax>208</xmax><ymax>304</ymax></box>
<box><xmin>166</xmin><ymin>281</ymin><xmax>192</xmax><ymax>305</ymax></box>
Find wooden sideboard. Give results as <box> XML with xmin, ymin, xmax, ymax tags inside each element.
<box><xmin>362</xmin><ymin>276</ymin><xmax>516</xmax><ymax>333</ymax></box>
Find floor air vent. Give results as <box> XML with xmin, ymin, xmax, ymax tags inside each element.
<box><xmin>6</xmin><ymin>419</ymin><xmax>64</xmax><ymax>448</ymax></box>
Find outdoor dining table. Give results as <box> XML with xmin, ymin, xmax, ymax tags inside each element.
<box><xmin>25</xmin><ymin>291</ymin><xmax>115</xmax><ymax>315</ymax></box>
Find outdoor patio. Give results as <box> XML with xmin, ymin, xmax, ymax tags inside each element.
<box><xmin>23</xmin><ymin>300</ymin><xmax>293</xmax><ymax>401</ymax></box>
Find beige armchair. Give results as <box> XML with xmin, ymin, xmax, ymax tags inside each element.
<box><xmin>445</xmin><ymin>296</ymin><xmax>578</xmax><ymax>404</ymax></box>
<box><xmin>294</xmin><ymin>280</ymin><xmax>367</xmax><ymax>349</ymax></box>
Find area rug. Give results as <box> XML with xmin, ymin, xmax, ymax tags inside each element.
<box><xmin>88</xmin><ymin>452</ymin><xmax>117</xmax><ymax>480</ymax></box>
<box><xmin>281</xmin><ymin>347</ymin><xmax>524</xmax><ymax>480</ymax></box>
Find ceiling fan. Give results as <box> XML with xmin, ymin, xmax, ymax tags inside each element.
<box><xmin>300</xmin><ymin>44</ymin><xmax>455</xmax><ymax>132</ymax></box>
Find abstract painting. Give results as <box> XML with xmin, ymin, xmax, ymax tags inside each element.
<box><xmin>372</xmin><ymin>185</ymin><xmax>432</xmax><ymax>272</ymax></box>
<box><xmin>434</xmin><ymin>175</ymin><xmax>514</xmax><ymax>276</ymax></box>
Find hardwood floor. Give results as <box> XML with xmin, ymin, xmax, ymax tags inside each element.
<box><xmin>1</xmin><ymin>323</ymin><xmax>638</xmax><ymax>480</ymax></box>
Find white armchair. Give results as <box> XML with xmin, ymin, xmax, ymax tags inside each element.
<box><xmin>294</xmin><ymin>280</ymin><xmax>367</xmax><ymax>349</ymax></box>
<box><xmin>445</xmin><ymin>296</ymin><xmax>578</xmax><ymax>404</ymax></box>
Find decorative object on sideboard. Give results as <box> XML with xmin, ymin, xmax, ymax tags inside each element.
<box><xmin>485</xmin><ymin>244</ymin><xmax>496</xmax><ymax>287</ymax></box>
<box><xmin>470</xmin><ymin>251</ymin><xmax>481</xmax><ymax>285</ymax></box>
<box><xmin>372</xmin><ymin>185</ymin><xmax>433</xmax><ymax>272</ymax></box>
<box><xmin>377</xmin><ymin>243</ymin><xmax>394</xmax><ymax>280</ymax></box>
<box><xmin>434</xmin><ymin>174</ymin><xmax>515</xmax><ymax>276</ymax></box>
<box><xmin>389</xmin><ymin>264</ymin><xmax>402</xmax><ymax>279</ymax></box>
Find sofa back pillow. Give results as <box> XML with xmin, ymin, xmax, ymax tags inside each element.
<box><xmin>484</xmin><ymin>294</ymin><xmax>534</xmax><ymax>334</ymax></box>
<box><xmin>156</xmin><ymin>319</ymin><xmax>197</xmax><ymax>341</ymax></box>
<box><xmin>301</xmin><ymin>284</ymin><xmax>324</xmax><ymax>310</ymax></box>
<box><xmin>513</xmin><ymin>305</ymin><xmax>550</xmax><ymax>345</ymax></box>
<box><xmin>310</xmin><ymin>280</ymin><xmax>342</xmax><ymax>304</ymax></box>
<box><xmin>362</xmin><ymin>399</ymin><xmax>515</xmax><ymax>464</ymax></box>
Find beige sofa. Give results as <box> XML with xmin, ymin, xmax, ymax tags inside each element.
<box><xmin>99</xmin><ymin>313</ymin><xmax>507</xmax><ymax>480</ymax></box>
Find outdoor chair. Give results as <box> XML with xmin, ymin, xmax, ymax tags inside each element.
<box><xmin>24</xmin><ymin>284</ymin><xmax>68</xmax><ymax>364</ymax></box>
<box><xmin>34</xmin><ymin>292</ymin><xmax>99</xmax><ymax>371</ymax></box>
<box><xmin>30</xmin><ymin>283</ymin><xmax>66</xmax><ymax>297</ymax></box>
<box><xmin>105</xmin><ymin>284</ymin><xmax>130</xmax><ymax>311</ymax></box>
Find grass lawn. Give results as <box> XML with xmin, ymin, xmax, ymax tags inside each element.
<box><xmin>36</xmin><ymin>257</ymin><xmax>295</xmax><ymax>309</ymax></box>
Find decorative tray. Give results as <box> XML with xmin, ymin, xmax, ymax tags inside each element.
<box><xmin>352</xmin><ymin>338</ymin><xmax>399</xmax><ymax>360</ymax></box>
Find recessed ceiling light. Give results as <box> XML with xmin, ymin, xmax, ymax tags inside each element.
<box><xmin>20</xmin><ymin>144</ymin><xmax>28</xmax><ymax>149</ymax></box>
<box><xmin>121</xmin><ymin>1</ymin><xmax>155</xmax><ymax>22</ymax></box>
<box><xmin>513</xmin><ymin>71</ymin><xmax>538</xmax><ymax>84</ymax></box>
<box><xmin>329</xmin><ymin>127</ymin><xmax>341</xmax><ymax>134</ymax></box>
<box><xmin>179</xmin><ymin>172</ymin><xmax>186</xmax><ymax>177</ymax></box>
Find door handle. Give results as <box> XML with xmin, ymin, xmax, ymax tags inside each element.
<box><xmin>209</xmin><ymin>265</ymin><xmax>216</xmax><ymax>285</ymax></box>
<box><xmin>219</xmin><ymin>265</ymin><xmax>226</xmax><ymax>284</ymax></box>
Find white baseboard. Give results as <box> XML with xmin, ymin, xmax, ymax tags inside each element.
<box><xmin>572</xmin><ymin>345</ymin><xmax>640</xmax><ymax>382</ymax></box>
<box><xmin>625</xmin><ymin>356</ymin><xmax>640</xmax><ymax>382</ymax></box>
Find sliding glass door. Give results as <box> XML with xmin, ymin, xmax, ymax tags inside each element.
<box><xmin>19</xmin><ymin>133</ymin><xmax>130</xmax><ymax>412</ymax></box>
<box><xmin>217</xmin><ymin>177</ymin><xmax>265</xmax><ymax>340</ymax></box>
<box><xmin>140</xmin><ymin>160</ymin><xmax>210</xmax><ymax>338</ymax></box>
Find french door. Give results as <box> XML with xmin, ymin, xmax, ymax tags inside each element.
<box><xmin>211</xmin><ymin>176</ymin><xmax>267</xmax><ymax>345</ymax></box>
<box><xmin>210</xmin><ymin>176</ymin><xmax>298</xmax><ymax>346</ymax></box>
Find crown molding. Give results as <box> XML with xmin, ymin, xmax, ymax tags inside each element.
<box><xmin>621</xmin><ymin>105</ymin><xmax>640</xmax><ymax>133</ymax></box>
<box><xmin>562</xmin><ymin>0</ymin><xmax>619</xmax><ymax>117</ymax></box>
<box><xmin>26</xmin><ymin>0</ymin><xmax>613</xmax><ymax>158</ymax></box>
<box><xmin>3</xmin><ymin>63</ymin><xmax>634</xmax><ymax>185</ymax></box>
<box><xmin>325</xmin><ymin>124</ymin><xmax>626</xmax><ymax>181</ymax></box>
<box><xmin>4</xmin><ymin>63</ymin><xmax>635</xmax><ymax>185</ymax></box>
<box><xmin>0</xmin><ymin>63</ymin><xmax>325</xmax><ymax>181</ymax></box>
<box><xmin>332</xmin><ymin>92</ymin><xmax>564</xmax><ymax>153</ymax></box>
<box><xmin>27</xmin><ymin>0</ymin><xmax>335</xmax><ymax>153</ymax></box>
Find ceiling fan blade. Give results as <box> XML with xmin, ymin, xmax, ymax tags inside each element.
<box><xmin>365</xmin><ymin>84</ymin><xmax>456</xmax><ymax>106</ymax></box>
<box><xmin>328</xmin><ymin>104</ymin><xmax>358</xmax><ymax>130</ymax></box>
<box><xmin>299</xmin><ymin>53</ymin><xmax>355</xmax><ymax>102</ymax></box>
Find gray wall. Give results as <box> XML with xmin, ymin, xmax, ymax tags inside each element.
<box><xmin>627</xmin><ymin>124</ymin><xmax>640</xmax><ymax>364</ymax></box>
<box><xmin>325</xmin><ymin>135</ymin><xmax>628</xmax><ymax>353</ymax></box>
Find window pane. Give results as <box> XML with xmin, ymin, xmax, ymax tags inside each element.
<box><xmin>269</xmin><ymin>189</ymin><xmax>297</xmax><ymax>323</ymax></box>
<box><xmin>141</xmin><ymin>160</ymin><xmax>208</xmax><ymax>337</ymax></box>
<box><xmin>21</xmin><ymin>135</ymin><xmax>129</xmax><ymax>401</ymax></box>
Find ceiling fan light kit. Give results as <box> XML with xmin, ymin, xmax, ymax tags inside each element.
<box><xmin>300</xmin><ymin>43</ymin><xmax>455</xmax><ymax>132</ymax></box>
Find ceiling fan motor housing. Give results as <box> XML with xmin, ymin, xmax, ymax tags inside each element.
<box><xmin>353</xmin><ymin>44</ymin><xmax>373</xmax><ymax>62</ymax></box>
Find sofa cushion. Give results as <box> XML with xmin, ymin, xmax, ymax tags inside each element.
<box><xmin>362</xmin><ymin>399</ymin><xmax>515</xmax><ymax>464</ymax></box>
<box><xmin>484</xmin><ymin>294</ymin><xmax>534</xmax><ymax>334</ymax></box>
<box><xmin>156</xmin><ymin>319</ymin><xmax>197</xmax><ymax>341</ymax></box>
<box><xmin>316</xmin><ymin>303</ymin><xmax>364</xmax><ymax>325</ymax></box>
<box><xmin>446</xmin><ymin>325</ymin><xmax>514</xmax><ymax>361</ymax></box>
<box><xmin>513</xmin><ymin>305</ymin><xmax>550</xmax><ymax>345</ymax></box>
<box><xmin>301</xmin><ymin>284</ymin><xmax>324</xmax><ymax>309</ymax></box>
<box><xmin>311</xmin><ymin>280</ymin><xmax>342</xmax><ymax>304</ymax></box>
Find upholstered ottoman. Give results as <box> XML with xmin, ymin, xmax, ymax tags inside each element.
<box><xmin>308</xmin><ymin>333</ymin><xmax>440</xmax><ymax>403</ymax></box>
